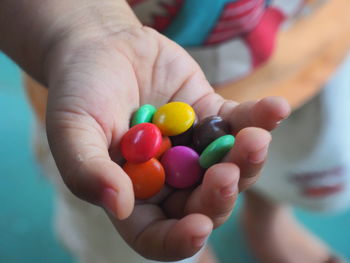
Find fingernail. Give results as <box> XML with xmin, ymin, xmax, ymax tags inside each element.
<box><xmin>220</xmin><ymin>184</ymin><xmax>237</xmax><ymax>199</ymax></box>
<box><xmin>192</xmin><ymin>236</ymin><xmax>208</xmax><ymax>248</ymax></box>
<box><xmin>248</xmin><ymin>146</ymin><xmax>268</xmax><ymax>164</ymax></box>
<box><xmin>101</xmin><ymin>188</ymin><xmax>118</xmax><ymax>217</ymax></box>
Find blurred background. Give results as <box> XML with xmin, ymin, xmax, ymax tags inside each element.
<box><xmin>1</xmin><ymin>52</ymin><xmax>350</xmax><ymax>262</ymax></box>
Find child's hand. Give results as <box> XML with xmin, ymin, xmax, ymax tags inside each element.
<box><xmin>45</xmin><ymin>26</ymin><xmax>290</xmax><ymax>261</ymax></box>
<box><xmin>0</xmin><ymin>0</ymin><xmax>289</xmax><ymax>260</ymax></box>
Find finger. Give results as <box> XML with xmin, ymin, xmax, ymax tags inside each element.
<box><xmin>161</xmin><ymin>189</ymin><xmax>193</xmax><ymax>219</ymax></box>
<box><xmin>223</xmin><ymin>127</ymin><xmax>271</xmax><ymax>191</ymax></box>
<box><xmin>112</xmin><ymin>205</ymin><xmax>213</xmax><ymax>261</ymax></box>
<box><xmin>219</xmin><ymin>96</ymin><xmax>291</xmax><ymax>133</ymax></box>
<box><xmin>47</xmin><ymin>114</ymin><xmax>134</xmax><ymax>220</ymax></box>
<box><xmin>192</xmin><ymin>93</ymin><xmax>290</xmax><ymax>133</ymax></box>
<box><xmin>183</xmin><ymin>163</ymin><xmax>240</xmax><ymax>228</ymax></box>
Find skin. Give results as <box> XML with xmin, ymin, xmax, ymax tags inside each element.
<box><xmin>242</xmin><ymin>191</ymin><xmax>342</xmax><ymax>263</ymax></box>
<box><xmin>0</xmin><ymin>0</ymin><xmax>291</xmax><ymax>261</ymax></box>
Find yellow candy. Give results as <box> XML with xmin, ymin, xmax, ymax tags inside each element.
<box><xmin>153</xmin><ymin>102</ymin><xmax>195</xmax><ymax>136</ymax></box>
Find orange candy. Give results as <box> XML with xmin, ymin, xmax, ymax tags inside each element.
<box><xmin>123</xmin><ymin>158</ymin><xmax>165</xmax><ymax>199</ymax></box>
<box><xmin>155</xmin><ymin>136</ymin><xmax>172</xmax><ymax>159</ymax></box>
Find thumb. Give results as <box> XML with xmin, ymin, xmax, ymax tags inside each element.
<box><xmin>46</xmin><ymin>113</ymin><xmax>134</xmax><ymax>220</ymax></box>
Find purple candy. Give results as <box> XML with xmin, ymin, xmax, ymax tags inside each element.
<box><xmin>161</xmin><ymin>146</ymin><xmax>203</xmax><ymax>189</ymax></box>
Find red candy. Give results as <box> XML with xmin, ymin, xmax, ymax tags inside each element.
<box><xmin>123</xmin><ymin>158</ymin><xmax>165</xmax><ymax>199</ymax></box>
<box><xmin>121</xmin><ymin>123</ymin><xmax>162</xmax><ymax>163</ymax></box>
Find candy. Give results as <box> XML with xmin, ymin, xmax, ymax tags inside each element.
<box><xmin>152</xmin><ymin>102</ymin><xmax>195</xmax><ymax>136</ymax></box>
<box><xmin>199</xmin><ymin>135</ymin><xmax>235</xmax><ymax>169</ymax></box>
<box><xmin>123</xmin><ymin>158</ymin><xmax>165</xmax><ymax>199</ymax></box>
<box><xmin>155</xmin><ymin>136</ymin><xmax>172</xmax><ymax>159</ymax></box>
<box><xmin>170</xmin><ymin>121</ymin><xmax>195</xmax><ymax>146</ymax></box>
<box><xmin>193</xmin><ymin>116</ymin><xmax>231</xmax><ymax>153</ymax></box>
<box><xmin>120</xmin><ymin>102</ymin><xmax>236</xmax><ymax>199</ymax></box>
<box><xmin>131</xmin><ymin>104</ymin><xmax>157</xmax><ymax>127</ymax></box>
<box><xmin>161</xmin><ymin>146</ymin><xmax>203</xmax><ymax>189</ymax></box>
<box><xmin>121</xmin><ymin>123</ymin><xmax>162</xmax><ymax>163</ymax></box>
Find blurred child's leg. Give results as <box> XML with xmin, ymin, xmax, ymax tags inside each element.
<box><xmin>242</xmin><ymin>190</ymin><xmax>340</xmax><ymax>263</ymax></box>
<box><xmin>242</xmin><ymin>55</ymin><xmax>350</xmax><ymax>263</ymax></box>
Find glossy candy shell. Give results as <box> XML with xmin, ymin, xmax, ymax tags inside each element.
<box><xmin>124</xmin><ymin>158</ymin><xmax>165</xmax><ymax>199</ymax></box>
<box><xmin>121</xmin><ymin>123</ymin><xmax>162</xmax><ymax>163</ymax></box>
<box><xmin>131</xmin><ymin>104</ymin><xmax>157</xmax><ymax>127</ymax></box>
<box><xmin>170</xmin><ymin>120</ymin><xmax>196</xmax><ymax>147</ymax></box>
<box><xmin>199</xmin><ymin>135</ymin><xmax>235</xmax><ymax>169</ymax></box>
<box><xmin>193</xmin><ymin>116</ymin><xmax>231</xmax><ymax>153</ymax></box>
<box><xmin>161</xmin><ymin>146</ymin><xmax>203</xmax><ymax>189</ymax></box>
<box><xmin>155</xmin><ymin>136</ymin><xmax>172</xmax><ymax>159</ymax></box>
<box><xmin>152</xmin><ymin>102</ymin><xmax>195</xmax><ymax>136</ymax></box>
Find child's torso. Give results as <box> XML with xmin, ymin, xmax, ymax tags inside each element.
<box><xmin>129</xmin><ymin>0</ymin><xmax>305</xmax><ymax>84</ymax></box>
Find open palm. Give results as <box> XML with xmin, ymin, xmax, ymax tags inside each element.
<box><xmin>46</xmin><ymin>26</ymin><xmax>290</xmax><ymax>261</ymax></box>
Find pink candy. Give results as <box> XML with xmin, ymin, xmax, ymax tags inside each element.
<box><xmin>161</xmin><ymin>146</ymin><xmax>203</xmax><ymax>189</ymax></box>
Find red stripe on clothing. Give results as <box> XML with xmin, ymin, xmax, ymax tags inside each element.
<box><xmin>215</xmin><ymin>4</ymin><xmax>264</xmax><ymax>31</ymax></box>
<box><xmin>222</xmin><ymin>0</ymin><xmax>260</xmax><ymax>18</ymax></box>
<box><xmin>206</xmin><ymin>11</ymin><xmax>264</xmax><ymax>44</ymax></box>
<box><xmin>243</xmin><ymin>7</ymin><xmax>285</xmax><ymax>67</ymax></box>
<box><xmin>206</xmin><ymin>0</ymin><xmax>265</xmax><ymax>45</ymax></box>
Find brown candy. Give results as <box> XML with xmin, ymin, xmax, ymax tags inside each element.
<box><xmin>193</xmin><ymin>116</ymin><xmax>231</xmax><ymax>153</ymax></box>
<box><xmin>170</xmin><ymin>120</ymin><xmax>196</xmax><ymax>146</ymax></box>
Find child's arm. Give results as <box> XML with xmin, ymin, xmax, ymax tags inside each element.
<box><xmin>0</xmin><ymin>0</ymin><xmax>140</xmax><ymax>83</ymax></box>
<box><xmin>0</xmin><ymin>0</ymin><xmax>290</xmax><ymax>261</ymax></box>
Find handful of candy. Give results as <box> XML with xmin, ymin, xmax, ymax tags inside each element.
<box><xmin>120</xmin><ymin>102</ymin><xmax>235</xmax><ymax>199</ymax></box>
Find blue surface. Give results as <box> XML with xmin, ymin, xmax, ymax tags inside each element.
<box><xmin>0</xmin><ymin>53</ymin><xmax>349</xmax><ymax>263</ymax></box>
<box><xmin>0</xmin><ymin>53</ymin><xmax>73</xmax><ymax>263</ymax></box>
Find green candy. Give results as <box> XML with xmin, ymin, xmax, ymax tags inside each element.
<box><xmin>199</xmin><ymin>135</ymin><xmax>235</xmax><ymax>169</ymax></box>
<box><xmin>131</xmin><ymin>104</ymin><xmax>157</xmax><ymax>127</ymax></box>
